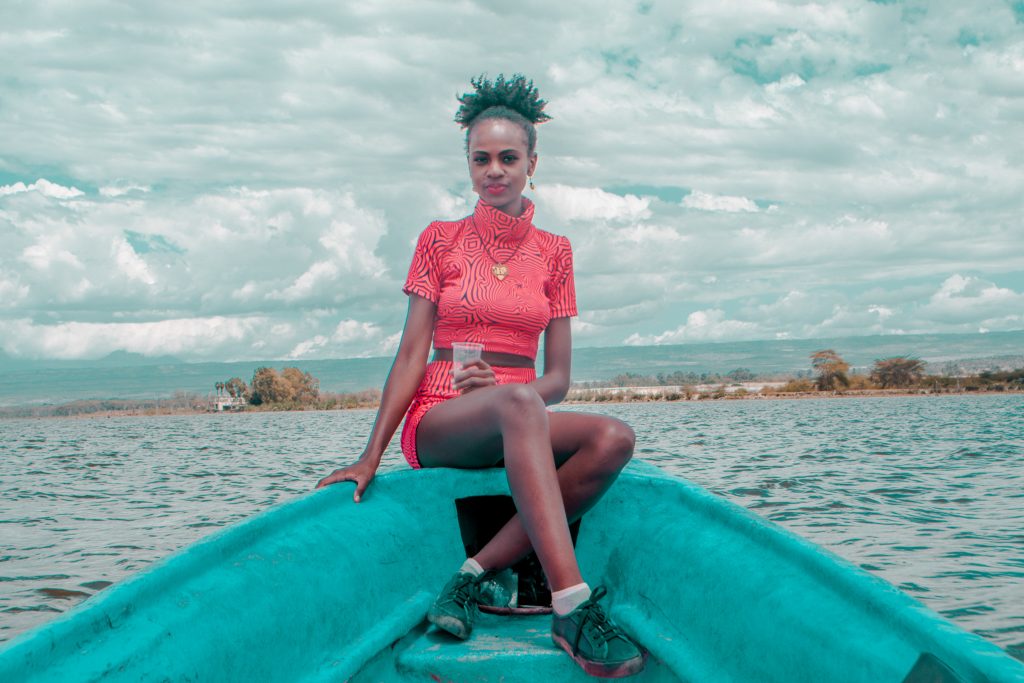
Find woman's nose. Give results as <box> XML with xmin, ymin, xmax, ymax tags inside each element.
<box><xmin>486</xmin><ymin>160</ymin><xmax>504</xmax><ymax>177</ymax></box>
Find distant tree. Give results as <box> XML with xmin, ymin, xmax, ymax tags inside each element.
<box><xmin>249</xmin><ymin>367</ymin><xmax>296</xmax><ymax>405</ymax></box>
<box><xmin>224</xmin><ymin>377</ymin><xmax>249</xmax><ymax>400</ymax></box>
<box><xmin>282</xmin><ymin>367</ymin><xmax>319</xmax><ymax>404</ymax></box>
<box><xmin>726</xmin><ymin>367</ymin><xmax>755</xmax><ymax>381</ymax></box>
<box><xmin>610</xmin><ymin>373</ymin><xmax>657</xmax><ymax>387</ymax></box>
<box><xmin>871</xmin><ymin>357</ymin><xmax>926</xmax><ymax>388</ymax></box>
<box><xmin>811</xmin><ymin>349</ymin><xmax>850</xmax><ymax>391</ymax></box>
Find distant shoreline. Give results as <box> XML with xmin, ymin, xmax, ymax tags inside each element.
<box><xmin>3</xmin><ymin>386</ymin><xmax>1020</xmax><ymax>420</ymax></box>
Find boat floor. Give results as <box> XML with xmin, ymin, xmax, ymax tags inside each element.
<box><xmin>373</xmin><ymin>613</ymin><xmax>973</xmax><ymax>683</ymax></box>
<box><xmin>357</xmin><ymin>612</ymin><xmax>677</xmax><ymax>682</ymax></box>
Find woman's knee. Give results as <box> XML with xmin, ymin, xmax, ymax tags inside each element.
<box><xmin>592</xmin><ymin>418</ymin><xmax>635</xmax><ymax>469</ymax></box>
<box><xmin>494</xmin><ymin>383</ymin><xmax>547</xmax><ymax>421</ymax></box>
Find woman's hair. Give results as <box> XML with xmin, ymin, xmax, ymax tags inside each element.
<box><xmin>455</xmin><ymin>74</ymin><xmax>551</xmax><ymax>154</ymax></box>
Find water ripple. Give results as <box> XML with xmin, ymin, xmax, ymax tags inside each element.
<box><xmin>0</xmin><ymin>395</ymin><xmax>1021</xmax><ymax>661</ymax></box>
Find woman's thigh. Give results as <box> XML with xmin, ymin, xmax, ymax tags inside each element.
<box><xmin>415</xmin><ymin>384</ymin><xmax>538</xmax><ymax>468</ymax></box>
<box><xmin>416</xmin><ymin>392</ymin><xmax>628</xmax><ymax>470</ymax></box>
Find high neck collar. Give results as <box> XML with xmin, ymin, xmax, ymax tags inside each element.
<box><xmin>472</xmin><ymin>198</ymin><xmax>535</xmax><ymax>246</ymax></box>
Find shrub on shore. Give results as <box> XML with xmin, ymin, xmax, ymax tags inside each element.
<box><xmin>871</xmin><ymin>357</ymin><xmax>926</xmax><ymax>388</ymax></box>
<box><xmin>811</xmin><ymin>350</ymin><xmax>851</xmax><ymax>391</ymax></box>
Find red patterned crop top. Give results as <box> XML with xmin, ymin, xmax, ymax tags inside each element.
<box><xmin>402</xmin><ymin>198</ymin><xmax>577</xmax><ymax>361</ymax></box>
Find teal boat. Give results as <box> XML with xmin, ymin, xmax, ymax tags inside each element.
<box><xmin>1</xmin><ymin>461</ymin><xmax>1021</xmax><ymax>682</ymax></box>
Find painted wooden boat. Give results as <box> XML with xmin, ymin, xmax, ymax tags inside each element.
<box><xmin>1</xmin><ymin>461</ymin><xmax>1021</xmax><ymax>682</ymax></box>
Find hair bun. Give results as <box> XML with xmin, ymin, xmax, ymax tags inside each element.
<box><xmin>455</xmin><ymin>73</ymin><xmax>551</xmax><ymax>128</ymax></box>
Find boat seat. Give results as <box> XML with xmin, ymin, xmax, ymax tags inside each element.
<box><xmin>394</xmin><ymin>612</ymin><xmax>674</xmax><ymax>682</ymax></box>
<box><xmin>900</xmin><ymin>652</ymin><xmax>968</xmax><ymax>683</ymax></box>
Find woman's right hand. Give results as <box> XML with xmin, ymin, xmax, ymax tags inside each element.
<box><xmin>315</xmin><ymin>457</ymin><xmax>377</xmax><ymax>503</ymax></box>
<box><xmin>452</xmin><ymin>359</ymin><xmax>497</xmax><ymax>394</ymax></box>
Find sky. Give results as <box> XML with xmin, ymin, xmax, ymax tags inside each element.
<box><xmin>1</xmin><ymin>0</ymin><xmax>1023</xmax><ymax>362</ymax></box>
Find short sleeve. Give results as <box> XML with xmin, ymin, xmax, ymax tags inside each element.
<box><xmin>547</xmin><ymin>236</ymin><xmax>578</xmax><ymax>318</ymax></box>
<box><xmin>402</xmin><ymin>225</ymin><xmax>442</xmax><ymax>304</ymax></box>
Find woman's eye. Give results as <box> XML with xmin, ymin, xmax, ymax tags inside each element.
<box><xmin>503</xmin><ymin>155</ymin><xmax>518</xmax><ymax>163</ymax></box>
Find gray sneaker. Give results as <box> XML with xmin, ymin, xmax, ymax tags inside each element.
<box><xmin>478</xmin><ymin>568</ymin><xmax>518</xmax><ymax>609</ymax></box>
<box><xmin>551</xmin><ymin>586</ymin><xmax>646</xmax><ymax>678</ymax></box>
<box><xmin>427</xmin><ymin>570</ymin><xmax>489</xmax><ymax>639</ymax></box>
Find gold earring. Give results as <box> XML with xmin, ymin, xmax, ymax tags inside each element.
<box><xmin>529</xmin><ymin>176</ymin><xmax>536</xmax><ymax>191</ymax></box>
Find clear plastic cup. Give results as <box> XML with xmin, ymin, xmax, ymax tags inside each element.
<box><xmin>451</xmin><ymin>342</ymin><xmax>483</xmax><ymax>389</ymax></box>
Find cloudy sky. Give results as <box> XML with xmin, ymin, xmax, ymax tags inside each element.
<box><xmin>2</xmin><ymin>0</ymin><xmax>1022</xmax><ymax>362</ymax></box>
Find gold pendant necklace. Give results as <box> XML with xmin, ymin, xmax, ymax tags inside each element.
<box><xmin>471</xmin><ymin>217</ymin><xmax>529</xmax><ymax>281</ymax></box>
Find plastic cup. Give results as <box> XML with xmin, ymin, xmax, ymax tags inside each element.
<box><xmin>451</xmin><ymin>342</ymin><xmax>483</xmax><ymax>389</ymax></box>
<box><xmin>452</xmin><ymin>342</ymin><xmax>483</xmax><ymax>370</ymax></box>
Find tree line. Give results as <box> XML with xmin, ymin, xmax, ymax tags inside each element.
<box><xmin>791</xmin><ymin>350</ymin><xmax>1023</xmax><ymax>393</ymax></box>
<box><xmin>573</xmin><ymin>352</ymin><xmax>1023</xmax><ymax>395</ymax></box>
<box><xmin>214</xmin><ymin>367</ymin><xmax>381</xmax><ymax>411</ymax></box>
<box><xmin>216</xmin><ymin>367</ymin><xmax>319</xmax><ymax>408</ymax></box>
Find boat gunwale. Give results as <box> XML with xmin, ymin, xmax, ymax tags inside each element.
<box><xmin>0</xmin><ymin>461</ymin><xmax>1021</xmax><ymax>682</ymax></box>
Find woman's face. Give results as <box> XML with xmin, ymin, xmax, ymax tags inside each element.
<box><xmin>467</xmin><ymin>118</ymin><xmax>538</xmax><ymax>216</ymax></box>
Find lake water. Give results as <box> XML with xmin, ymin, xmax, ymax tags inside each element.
<box><xmin>1</xmin><ymin>395</ymin><xmax>1021</xmax><ymax>661</ymax></box>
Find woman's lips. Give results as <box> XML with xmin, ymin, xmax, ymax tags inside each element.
<box><xmin>485</xmin><ymin>184</ymin><xmax>506</xmax><ymax>196</ymax></box>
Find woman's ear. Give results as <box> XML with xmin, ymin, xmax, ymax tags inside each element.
<box><xmin>528</xmin><ymin>153</ymin><xmax>539</xmax><ymax>177</ymax></box>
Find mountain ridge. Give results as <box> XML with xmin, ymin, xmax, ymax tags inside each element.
<box><xmin>1</xmin><ymin>330</ymin><xmax>1021</xmax><ymax>407</ymax></box>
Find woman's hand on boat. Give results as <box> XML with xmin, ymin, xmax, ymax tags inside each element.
<box><xmin>452</xmin><ymin>360</ymin><xmax>497</xmax><ymax>394</ymax></box>
<box><xmin>315</xmin><ymin>459</ymin><xmax>376</xmax><ymax>502</ymax></box>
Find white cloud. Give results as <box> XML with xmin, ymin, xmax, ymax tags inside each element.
<box><xmin>713</xmin><ymin>99</ymin><xmax>781</xmax><ymax>127</ymax></box>
<box><xmin>683</xmin><ymin>190</ymin><xmax>759</xmax><ymax>213</ymax></box>
<box><xmin>766</xmin><ymin>73</ymin><xmax>806</xmax><ymax>93</ymax></box>
<box><xmin>3</xmin><ymin>185</ymin><xmax>392</xmax><ymax>314</ymax></box>
<box><xmin>836</xmin><ymin>94</ymin><xmax>886</xmax><ymax>119</ymax></box>
<box><xmin>113</xmin><ymin>238</ymin><xmax>156</xmax><ymax>285</ymax></box>
<box><xmin>100</xmin><ymin>184</ymin><xmax>151</xmax><ymax>197</ymax></box>
<box><xmin>868</xmin><ymin>304</ymin><xmax>894</xmax><ymax>320</ymax></box>
<box><xmin>570</xmin><ymin>318</ymin><xmax>600</xmax><ymax>339</ymax></box>
<box><xmin>624</xmin><ymin>309</ymin><xmax>762</xmax><ymax>345</ymax></box>
<box><xmin>271</xmin><ymin>261</ymin><xmax>339</xmax><ymax>302</ymax></box>
<box><xmin>921</xmin><ymin>274</ymin><xmax>1024</xmax><ymax>323</ymax></box>
<box><xmin>287</xmin><ymin>335</ymin><xmax>328</xmax><ymax>359</ymax></box>
<box><xmin>380</xmin><ymin>332</ymin><xmax>401</xmax><ymax>355</ymax></box>
<box><xmin>0</xmin><ymin>178</ymin><xmax>83</xmax><ymax>199</ymax></box>
<box><xmin>616</xmin><ymin>223</ymin><xmax>688</xmax><ymax>245</ymax></box>
<box><xmin>332</xmin><ymin>319</ymin><xmax>384</xmax><ymax>343</ymax></box>
<box><xmin>0</xmin><ymin>316</ymin><xmax>267</xmax><ymax>360</ymax></box>
<box><xmin>231</xmin><ymin>281</ymin><xmax>260</xmax><ymax>301</ymax></box>
<box><xmin>319</xmin><ymin>218</ymin><xmax>387</xmax><ymax>272</ymax></box>
<box><xmin>277</xmin><ymin>319</ymin><xmax>400</xmax><ymax>359</ymax></box>
<box><xmin>433</xmin><ymin>190</ymin><xmax>470</xmax><ymax>220</ymax></box>
<box><xmin>0</xmin><ymin>276</ymin><xmax>29</xmax><ymax>307</ymax></box>
<box><xmin>19</xmin><ymin>237</ymin><xmax>84</xmax><ymax>271</ymax></box>
<box><xmin>537</xmin><ymin>185</ymin><xmax>651</xmax><ymax>223</ymax></box>
<box><xmin>0</xmin><ymin>1</ymin><xmax>1022</xmax><ymax>361</ymax></box>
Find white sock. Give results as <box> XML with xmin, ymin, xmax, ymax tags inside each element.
<box><xmin>461</xmin><ymin>557</ymin><xmax>485</xmax><ymax>577</ymax></box>
<box><xmin>552</xmin><ymin>582</ymin><xmax>591</xmax><ymax>616</ymax></box>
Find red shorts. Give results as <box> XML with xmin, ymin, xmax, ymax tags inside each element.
<box><xmin>400</xmin><ymin>360</ymin><xmax>538</xmax><ymax>469</ymax></box>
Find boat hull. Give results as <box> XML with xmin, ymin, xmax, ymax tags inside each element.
<box><xmin>1</xmin><ymin>461</ymin><xmax>1021</xmax><ymax>682</ymax></box>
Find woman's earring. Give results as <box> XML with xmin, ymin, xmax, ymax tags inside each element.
<box><xmin>529</xmin><ymin>176</ymin><xmax>536</xmax><ymax>191</ymax></box>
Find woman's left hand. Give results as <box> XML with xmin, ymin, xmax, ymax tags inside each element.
<box><xmin>452</xmin><ymin>359</ymin><xmax>497</xmax><ymax>394</ymax></box>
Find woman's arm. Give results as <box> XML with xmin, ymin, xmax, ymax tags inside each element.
<box><xmin>316</xmin><ymin>294</ymin><xmax>435</xmax><ymax>499</ymax></box>
<box><xmin>530</xmin><ymin>316</ymin><xmax>572</xmax><ymax>406</ymax></box>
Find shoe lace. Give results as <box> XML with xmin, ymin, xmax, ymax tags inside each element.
<box><xmin>449</xmin><ymin>570</ymin><xmax>499</xmax><ymax>614</ymax></box>
<box><xmin>571</xmin><ymin>586</ymin><xmax>622</xmax><ymax>652</ymax></box>
<box><xmin>450</xmin><ymin>572</ymin><xmax>482</xmax><ymax>609</ymax></box>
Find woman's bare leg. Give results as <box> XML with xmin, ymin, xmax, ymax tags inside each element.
<box><xmin>472</xmin><ymin>411</ymin><xmax>635</xmax><ymax>572</ymax></box>
<box><xmin>416</xmin><ymin>384</ymin><xmax>582</xmax><ymax>590</ymax></box>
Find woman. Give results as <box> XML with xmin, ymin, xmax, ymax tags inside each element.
<box><xmin>317</xmin><ymin>74</ymin><xmax>645</xmax><ymax>679</ymax></box>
